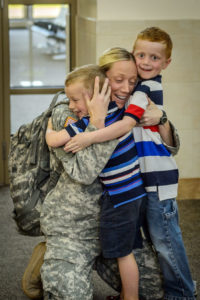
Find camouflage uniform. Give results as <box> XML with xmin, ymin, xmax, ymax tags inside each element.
<box><xmin>40</xmin><ymin>102</ymin><xmax>119</xmax><ymax>300</ymax></box>
<box><xmin>41</xmin><ymin>101</ymin><xmax>180</xmax><ymax>300</ymax></box>
<box><xmin>163</xmin><ymin>121</ymin><xmax>180</xmax><ymax>156</ymax></box>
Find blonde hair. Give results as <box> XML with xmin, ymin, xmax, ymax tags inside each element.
<box><xmin>133</xmin><ymin>27</ymin><xmax>173</xmax><ymax>59</ymax></box>
<box><xmin>65</xmin><ymin>64</ymin><xmax>106</xmax><ymax>94</ymax></box>
<box><xmin>99</xmin><ymin>47</ymin><xmax>135</xmax><ymax>74</ymax></box>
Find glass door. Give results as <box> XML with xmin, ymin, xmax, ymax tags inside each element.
<box><xmin>0</xmin><ymin>0</ymin><xmax>76</xmax><ymax>185</ymax></box>
<box><xmin>9</xmin><ymin>3</ymin><xmax>70</xmax><ymax>133</ymax></box>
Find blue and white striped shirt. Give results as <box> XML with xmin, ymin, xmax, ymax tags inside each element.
<box><xmin>124</xmin><ymin>75</ymin><xmax>179</xmax><ymax>201</ymax></box>
<box><xmin>66</xmin><ymin>101</ymin><xmax>146</xmax><ymax>208</ymax></box>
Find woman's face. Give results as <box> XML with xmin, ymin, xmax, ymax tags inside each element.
<box><xmin>106</xmin><ymin>60</ymin><xmax>138</xmax><ymax>109</ymax></box>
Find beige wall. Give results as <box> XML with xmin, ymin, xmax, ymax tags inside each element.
<box><xmin>97</xmin><ymin>0</ymin><xmax>200</xmax><ymax>20</ymax></box>
<box><xmin>76</xmin><ymin>0</ymin><xmax>200</xmax><ymax>189</ymax></box>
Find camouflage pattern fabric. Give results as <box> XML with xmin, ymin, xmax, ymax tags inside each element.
<box><xmin>8</xmin><ymin>91</ymin><xmax>66</xmax><ymax>236</ymax></box>
<box><xmin>41</xmin><ymin>103</ymin><xmax>181</xmax><ymax>300</ymax></box>
<box><xmin>40</xmin><ymin>103</ymin><xmax>119</xmax><ymax>300</ymax></box>
<box><xmin>162</xmin><ymin>121</ymin><xmax>180</xmax><ymax>156</ymax></box>
<box><xmin>96</xmin><ymin>240</ymin><xmax>164</xmax><ymax>300</ymax></box>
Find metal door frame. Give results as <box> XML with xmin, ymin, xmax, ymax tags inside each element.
<box><xmin>0</xmin><ymin>0</ymin><xmax>77</xmax><ymax>185</ymax></box>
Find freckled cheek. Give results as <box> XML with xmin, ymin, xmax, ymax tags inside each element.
<box><xmin>110</xmin><ymin>85</ymin><xmax>118</xmax><ymax>100</ymax></box>
<box><xmin>153</xmin><ymin>62</ymin><xmax>161</xmax><ymax>69</ymax></box>
<box><xmin>135</xmin><ymin>59</ymin><xmax>141</xmax><ymax>67</ymax></box>
<box><xmin>110</xmin><ymin>91</ymin><xmax>116</xmax><ymax>101</ymax></box>
<box><xmin>109</xmin><ymin>81</ymin><xmax>117</xmax><ymax>92</ymax></box>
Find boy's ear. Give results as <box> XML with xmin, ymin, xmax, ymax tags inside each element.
<box><xmin>163</xmin><ymin>58</ymin><xmax>171</xmax><ymax>70</ymax></box>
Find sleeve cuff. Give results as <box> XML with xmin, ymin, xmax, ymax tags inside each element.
<box><xmin>162</xmin><ymin>121</ymin><xmax>180</xmax><ymax>156</ymax></box>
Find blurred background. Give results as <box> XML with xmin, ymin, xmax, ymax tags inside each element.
<box><xmin>0</xmin><ymin>0</ymin><xmax>199</xmax><ymax>299</ymax></box>
<box><xmin>1</xmin><ymin>0</ymin><xmax>200</xmax><ymax>200</ymax></box>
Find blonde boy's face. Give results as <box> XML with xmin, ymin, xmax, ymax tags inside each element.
<box><xmin>133</xmin><ymin>39</ymin><xmax>171</xmax><ymax>80</ymax></box>
<box><xmin>65</xmin><ymin>81</ymin><xmax>89</xmax><ymax>119</ymax></box>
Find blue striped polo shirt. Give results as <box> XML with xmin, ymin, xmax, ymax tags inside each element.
<box><xmin>66</xmin><ymin>101</ymin><xmax>146</xmax><ymax>208</ymax></box>
<box><xmin>124</xmin><ymin>75</ymin><xmax>179</xmax><ymax>201</ymax></box>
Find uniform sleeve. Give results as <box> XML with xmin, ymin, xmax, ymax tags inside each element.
<box><xmin>51</xmin><ymin>102</ymin><xmax>118</xmax><ymax>184</ymax></box>
<box><xmin>65</xmin><ymin>118</ymin><xmax>89</xmax><ymax>137</ymax></box>
<box><xmin>62</xmin><ymin>124</ymin><xmax>118</xmax><ymax>184</ymax></box>
<box><xmin>162</xmin><ymin>121</ymin><xmax>180</xmax><ymax>156</ymax></box>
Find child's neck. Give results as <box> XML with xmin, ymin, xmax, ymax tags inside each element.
<box><xmin>139</xmin><ymin>74</ymin><xmax>161</xmax><ymax>81</ymax></box>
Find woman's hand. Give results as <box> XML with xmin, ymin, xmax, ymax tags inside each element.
<box><xmin>139</xmin><ymin>98</ymin><xmax>162</xmax><ymax>126</ymax></box>
<box><xmin>84</xmin><ymin>76</ymin><xmax>111</xmax><ymax>128</ymax></box>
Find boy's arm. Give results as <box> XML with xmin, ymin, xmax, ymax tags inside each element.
<box><xmin>158</xmin><ymin>121</ymin><xmax>173</xmax><ymax>146</ymax></box>
<box><xmin>51</xmin><ymin>103</ymin><xmax>118</xmax><ymax>184</ymax></box>
<box><xmin>64</xmin><ymin>116</ymin><xmax>137</xmax><ymax>153</ymax></box>
<box><xmin>64</xmin><ymin>90</ymin><xmax>146</xmax><ymax>153</ymax></box>
<box><xmin>160</xmin><ymin>121</ymin><xmax>180</xmax><ymax>156</ymax></box>
<box><xmin>139</xmin><ymin>100</ymin><xmax>180</xmax><ymax>152</ymax></box>
<box><xmin>46</xmin><ymin>117</ymin><xmax>71</xmax><ymax>147</ymax></box>
<box><xmin>48</xmin><ymin>77</ymin><xmax>111</xmax><ymax>150</ymax></box>
<box><xmin>139</xmin><ymin>99</ymin><xmax>174</xmax><ymax>146</ymax></box>
<box><xmin>60</xmin><ymin>124</ymin><xmax>118</xmax><ymax>184</ymax></box>
<box><xmin>46</xmin><ymin>129</ymin><xmax>71</xmax><ymax>148</ymax></box>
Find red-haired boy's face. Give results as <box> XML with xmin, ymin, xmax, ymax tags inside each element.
<box><xmin>133</xmin><ymin>39</ymin><xmax>171</xmax><ymax>80</ymax></box>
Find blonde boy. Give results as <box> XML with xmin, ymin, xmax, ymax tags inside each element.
<box><xmin>46</xmin><ymin>64</ymin><xmax>110</xmax><ymax>146</ymax></box>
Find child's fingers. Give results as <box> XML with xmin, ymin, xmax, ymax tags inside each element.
<box><xmin>64</xmin><ymin>142</ymin><xmax>75</xmax><ymax>152</ymax></box>
<box><xmin>100</xmin><ymin>78</ymin><xmax>109</xmax><ymax>96</ymax></box>
<box><xmin>64</xmin><ymin>143</ymin><xmax>81</xmax><ymax>153</ymax></box>
<box><xmin>83</xmin><ymin>91</ymin><xmax>91</xmax><ymax>107</ymax></box>
<box><xmin>72</xmin><ymin>147</ymin><xmax>81</xmax><ymax>153</ymax></box>
<box><xmin>105</xmin><ymin>86</ymin><xmax>111</xmax><ymax>101</ymax></box>
<box><xmin>147</xmin><ymin>96</ymin><xmax>151</xmax><ymax>105</ymax></box>
<box><xmin>64</xmin><ymin>138</ymin><xmax>79</xmax><ymax>150</ymax></box>
<box><xmin>146</xmin><ymin>96</ymin><xmax>154</xmax><ymax>106</ymax></box>
<box><xmin>93</xmin><ymin>76</ymin><xmax>100</xmax><ymax>98</ymax></box>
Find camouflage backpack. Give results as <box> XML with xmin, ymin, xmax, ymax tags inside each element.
<box><xmin>8</xmin><ymin>91</ymin><xmax>66</xmax><ymax>236</ymax></box>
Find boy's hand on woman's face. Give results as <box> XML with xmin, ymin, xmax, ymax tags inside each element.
<box><xmin>84</xmin><ymin>76</ymin><xmax>111</xmax><ymax>128</ymax></box>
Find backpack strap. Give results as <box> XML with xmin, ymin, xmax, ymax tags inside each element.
<box><xmin>46</xmin><ymin>90</ymin><xmax>66</xmax><ymax>117</ymax></box>
<box><xmin>30</xmin><ymin>91</ymin><xmax>66</xmax><ymax>165</ymax></box>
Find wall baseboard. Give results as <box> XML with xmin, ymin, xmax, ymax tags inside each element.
<box><xmin>177</xmin><ymin>178</ymin><xmax>200</xmax><ymax>200</ymax></box>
